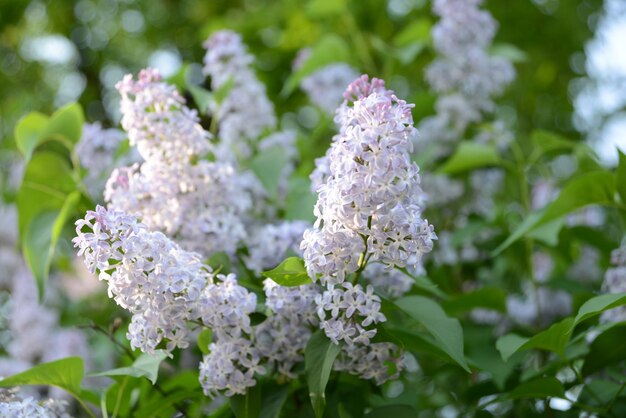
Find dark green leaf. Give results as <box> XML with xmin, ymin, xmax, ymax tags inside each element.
<box><xmin>582</xmin><ymin>325</ymin><xmax>626</xmax><ymax>375</ymax></box>
<box><xmin>262</xmin><ymin>257</ymin><xmax>312</xmax><ymax>287</ymax></box>
<box><xmin>438</xmin><ymin>142</ymin><xmax>502</xmax><ymax>174</ymax></box>
<box><xmin>616</xmin><ymin>150</ymin><xmax>626</xmax><ymax>205</ymax></box>
<box><xmin>494</xmin><ymin>171</ymin><xmax>616</xmax><ymax>254</ymax></box>
<box><xmin>442</xmin><ymin>287</ymin><xmax>506</xmax><ymax>315</ymax></box>
<box><xmin>230</xmin><ymin>384</ymin><xmax>262</xmax><ymax>418</ymax></box>
<box><xmin>305</xmin><ymin>330</ymin><xmax>342</xmax><ymax>418</ymax></box>
<box><xmin>395</xmin><ymin>296</ymin><xmax>470</xmax><ymax>372</ymax></box>
<box><xmin>259</xmin><ymin>382</ymin><xmax>289</xmax><ymax>418</ymax></box>
<box><xmin>508</xmin><ymin>377</ymin><xmax>564</xmax><ymax>399</ymax></box>
<box><xmin>496</xmin><ymin>318</ymin><xmax>574</xmax><ymax>361</ymax></box>
<box><xmin>364</xmin><ymin>405</ymin><xmax>419</xmax><ymax>418</ymax></box>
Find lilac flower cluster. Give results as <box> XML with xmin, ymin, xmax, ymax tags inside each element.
<box><xmin>303</xmin><ymin>76</ymin><xmax>435</xmax><ymax>287</ymax></box>
<box><xmin>203</xmin><ymin>30</ymin><xmax>277</xmax><ymax>161</ymax></box>
<box><xmin>362</xmin><ymin>263</ymin><xmax>414</xmax><ymax>298</ymax></box>
<box><xmin>334</xmin><ymin>342</ymin><xmax>404</xmax><ymax>385</ymax></box>
<box><xmin>0</xmin><ymin>389</ymin><xmax>71</xmax><ymax>418</ymax></box>
<box><xmin>76</xmin><ymin>122</ymin><xmax>135</xmax><ymax>199</ymax></box>
<box><xmin>419</xmin><ymin>0</ymin><xmax>515</xmax><ymax>144</ymax></box>
<box><xmin>293</xmin><ymin>49</ymin><xmax>360</xmax><ymax>114</ymax></box>
<box><xmin>104</xmin><ymin>68</ymin><xmax>251</xmax><ymax>256</ymax></box>
<box><xmin>254</xmin><ymin>280</ymin><xmax>319</xmax><ymax>378</ymax></box>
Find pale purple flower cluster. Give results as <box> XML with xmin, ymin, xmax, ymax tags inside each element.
<box><xmin>420</xmin><ymin>0</ymin><xmax>515</xmax><ymax>144</ymax></box>
<box><xmin>76</xmin><ymin>122</ymin><xmax>137</xmax><ymax>199</ymax></box>
<box><xmin>203</xmin><ymin>30</ymin><xmax>277</xmax><ymax>161</ymax></box>
<box><xmin>362</xmin><ymin>263</ymin><xmax>414</xmax><ymax>298</ymax></box>
<box><xmin>303</xmin><ymin>76</ymin><xmax>436</xmax><ymax>287</ymax></box>
<box><xmin>245</xmin><ymin>221</ymin><xmax>310</xmax><ymax>274</ymax></box>
<box><xmin>334</xmin><ymin>342</ymin><xmax>404</xmax><ymax>385</ymax></box>
<box><xmin>600</xmin><ymin>243</ymin><xmax>626</xmax><ymax>323</ymax></box>
<box><xmin>73</xmin><ymin>205</ymin><xmax>212</xmax><ymax>354</ymax></box>
<box><xmin>316</xmin><ymin>283</ymin><xmax>386</xmax><ymax>345</ymax></box>
<box><xmin>300</xmin><ymin>62</ymin><xmax>360</xmax><ymax>114</ymax></box>
<box><xmin>254</xmin><ymin>280</ymin><xmax>319</xmax><ymax>378</ymax></box>
<box><xmin>105</xmin><ymin>68</ymin><xmax>251</xmax><ymax>256</ymax></box>
<box><xmin>0</xmin><ymin>390</ymin><xmax>71</xmax><ymax>418</ymax></box>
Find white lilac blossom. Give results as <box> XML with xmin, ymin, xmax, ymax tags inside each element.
<box><xmin>0</xmin><ymin>389</ymin><xmax>72</xmax><ymax>418</ymax></box>
<box><xmin>202</xmin><ymin>30</ymin><xmax>277</xmax><ymax>161</ymax></box>
<box><xmin>105</xmin><ymin>68</ymin><xmax>251</xmax><ymax>256</ymax></box>
<box><xmin>76</xmin><ymin>122</ymin><xmax>136</xmax><ymax>199</ymax></box>
<box><xmin>316</xmin><ymin>283</ymin><xmax>386</xmax><ymax>345</ymax></box>
<box><xmin>419</xmin><ymin>0</ymin><xmax>515</xmax><ymax>145</ymax></box>
<box><xmin>420</xmin><ymin>174</ymin><xmax>464</xmax><ymax>208</ymax></box>
<box><xmin>361</xmin><ymin>263</ymin><xmax>414</xmax><ymax>298</ymax></box>
<box><xmin>600</xmin><ymin>243</ymin><xmax>626</xmax><ymax>323</ymax></box>
<box><xmin>254</xmin><ymin>279</ymin><xmax>319</xmax><ymax>378</ymax></box>
<box><xmin>303</xmin><ymin>75</ymin><xmax>436</xmax><ymax>287</ymax></box>
<box><xmin>333</xmin><ymin>342</ymin><xmax>404</xmax><ymax>385</ymax></box>
<box><xmin>245</xmin><ymin>221</ymin><xmax>310</xmax><ymax>274</ymax></box>
<box><xmin>296</xmin><ymin>55</ymin><xmax>360</xmax><ymax>114</ymax></box>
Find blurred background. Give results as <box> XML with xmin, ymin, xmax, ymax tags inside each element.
<box><xmin>1</xmin><ymin>0</ymin><xmax>624</xmax><ymax>172</ymax></box>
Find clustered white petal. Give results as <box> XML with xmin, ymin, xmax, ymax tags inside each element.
<box><xmin>0</xmin><ymin>390</ymin><xmax>71</xmax><ymax>418</ymax></box>
<box><xmin>334</xmin><ymin>342</ymin><xmax>404</xmax><ymax>385</ymax></box>
<box><xmin>419</xmin><ymin>0</ymin><xmax>515</xmax><ymax>144</ymax></box>
<box><xmin>105</xmin><ymin>68</ymin><xmax>251</xmax><ymax>256</ymax></box>
<box><xmin>254</xmin><ymin>279</ymin><xmax>319</xmax><ymax>378</ymax></box>
<box><xmin>362</xmin><ymin>263</ymin><xmax>414</xmax><ymax>298</ymax></box>
<box><xmin>303</xmin><ymin>75</ymin><xmax>436</xmax><ymax>286</ymax></box>
<box><xmin>245</xmin><ymin>221</ymin><xmax>310</xmax><ymax>274</ymax></box>
<box><xmin>202</xmin><ymin>30</ymin><xmax>277</xmax><ymax>162</ymax></box>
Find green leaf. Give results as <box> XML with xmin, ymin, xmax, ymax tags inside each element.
<box><xmin>197</xmin><ymin>329</ymin><xmax>212</xmax><ymax>355</ymax></box>
<box><xmin>305</xmin><ymin>0</ymin><xmax>347</xmax><ymax>17</ymax></box>
<box><xmin>574</xmin><ymin>293</ymin><xmax>626</xmax><ymax>326</ymax></box>
<box><xmin>188</xmin><ymin>84</ymin><xmax>213</xmax><ymax>115</ymax></box>
<box><xmin>284</xmin><ymin>34</ymin><xmax>351</xmax><ymax>96</ymax></box>
<box><xmin>286</xmin><ymin>177</ymin><xmax>317</xmax><ymax>222</ymax></box>
<box><xmin>396</xmin><ymin>267</ymin><xmax>447</xmax><ymax>299</ymax></box>
<box><xmin>496</xmin><ymin>318</ymin><xmax>575</xmax><ymax>361</ymax></box>
<box><xmin>22</xmin><ymin>191</ymin><xmax>80</xmax><ymax>299</ymax></box>
<box><xmin>305</xmin><ymin>330</ymin><xmax>342</xmax><ymax>418</ymax></box>
<box><xmin>393</xmin><ymin>19</ymin><xmax>431</xmax><ymax>46</ymax></box>
<box><xmin>508</xmin><ymin>377</ymin><xmax>564</xmax><ymax>399</ymax></box>
<box><xmin>490</xmin><ymin>43</ymin><xmax>527</xmax><ymax>62</ymax></box>
<box><xmin>579</xmin><ymin>380</ymin><xmax>625</xmax><ymax>407</ymax></box>
<box><xmin>438</xmin><ymin>142</ymin><xmax>502</xmax><ymax>174</ymax></box>
<box><xmin>616</xmin><ymin>150</ymin><xmax>626</xmax><ymax>205</ymax></box>
<box><xmin>249</xmin><ymin>145</ymin><xmax>289</xmax><ymax>200</ymax></box>
<box><xmin>494</xmin><ymin>171</ymin><xmax>616</xmax><ymax>254</ymax></box>
<box><xmin>442</xmin><ymin>287</ymin><xmax>506</xmax><ymax>315</ymax></box>
<box><xmin>40</xmin><ymin>102</ymin><xmax>84</xmax><ymax>146</ymax></box>
<box><xmin>262</xmin><ymin>257</ymin><xmax>312</xmax><ymax>287</ymax></box>
<box><xmin>0</xmin><ymin>357</ymin><xmax>83</xmax><ymax>395</ymax></box>
<box><xmin>364</xmin><ymin>405</ymin><xmax>419</xmax><ymax>418</ymax></box>
<box><xmin>14</xmin><ymin>112</ymin><xmax>49</xmax><ymax>162</ymax></box>
<box><xmin>93</xmin><ymin>351</ymin><xmax>167</xmax><ymax>384</ymax></box>
<box><xmin>582</xmin><ymin>324</ymin><xmax>626</xmax><ymax>375</ymax></box>
<box><xmin>395</xmin><ymin>296</ymin><xmax>470</xmax><ymax>372</ymax></box>
<box><xmin>230</xmin><ymin>384</ymin><xmax>262</xmax><ymax>418</ymax></box>
<box><xmin>259</xmin><ymin>383</ymin><xmax>289</xmax><ymax>418</ymax></box>
<box><xmin>531</xmin><ymin>130</ymin><xmax>578</xmax><ymax>155</ymax></box>
<box><xmin>213</xmin><ymin>76</ymin><xmax>235</xmax><ymax>105</ymax></box>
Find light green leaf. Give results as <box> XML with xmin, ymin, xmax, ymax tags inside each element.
<box><xmin>188</xmin><ymin>84</ymin><xmax>213</xmax><ymax>114</ymax></box>
<box><xmin>490</xmin><ymin>43</ymin><xmax>527</xmax><ymax>62</ymax></box>
<box><xmin>250</xmin><ymin>145</ymin><xmax>289</xmax><ymax>200</ymax></box>
<box><xmin>494</xmin><ymin>171</ymin><xmax>616</xmax><ymax>254</ymax></box>
<box><xmin>305</xmin><ymin>0</ymin><xmax>347</xmax><ymax>17</ymax></box>
<box><xmin>40</xmin><ymin>102</ymin><xmax>84</xmax><ymax>146</ymax></box>
<box><xmin>396</xmin><ymin>267</ymin><xmax>446</xmax><ymax>299</ymax></box>
<box><xmin>197</xmin><ymin>329</ymin><xmax>212</xmax><ymax>355</ymax></box>
<box><xmin>285</xmin><ymin>177</ymin><xmax>317</xmax><ymax>222</ymax></box>
<box><xmin>92</xmin><ymin>351</ymin><xmax>168</xmax><ymax>384</ymax></box>
<box><xmin>262</xmin><ymin>257</ymin><xmax>312</xmax><ymax>287</ymax></box>
<box><xmin>438</xmin><ymin>142</ymin><xmax>502</xmax><ymax>174</ymax></box>
<box><xmin>393</xmin><ymin>19</ymin><xmax>431</xmax><ymax>46</ymax></box>
<box><xmin>284</xmin><ymin>34</ymin><xmax>351</xmax><ymax>96</ymax></box>
<box><xmin>230</xmin><ymin>384</ymin><xmax>262</xmax><ymax>418</ymax></box>
<box><xmin>213</xmin><ymin>76</ymin><xmax>235</xmax><ymax>105</ymax></box>
<box><xmin>22</xmin><ymin>191</ymin><xmax>80</xmax><ymax>299</ymax></box>
<box><xmin>395</xmin><ymin>296</ymin><xmax>470</xmax><ymax>372</ymax></box>
<box><xmin>496</xmin><ymin>318</ymin><xmax>575</xmax><ymax>361</ymax></box>
<box><xmin>0</xmin><ymin>357</ymin><xmax>83</xmax><ymax>395</ymax></box>
<box><xmin>508</xmin><ymin>377</ymin><xmax>564</xmax><ymax>399</ymax></box>
<box><xmin>531</xmin><ymin>130</ymin><xmax>578</xmax><ymax>155</ymax></box>
<box><xmin>14</xmin><ymin>112</ymin><xmax>49</xmax><ymax>162</ymax></box>
<box><xmin>305</xmin><ymin>330</ymin><xmax>342</xmax><ymax>418</ymax></box>
<box><xmin>574</xmin><ymin>293</ymin><xmax>626</xmax><ymax>326</ymax></box>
